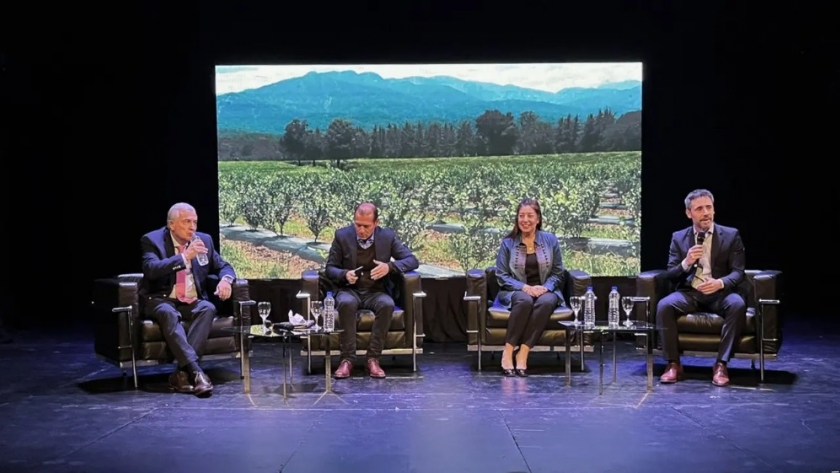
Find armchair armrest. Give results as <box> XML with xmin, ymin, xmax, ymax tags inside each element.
<box><xmin>566</xmin><ymin>269</ymin><xmax>591</xmax><ymax>297</ymax></box>
<box><xmin>636</xmin><ymin>269</ymin><xmax>665</xmax><ymax>324</ymax></box>
<box><xmin>297</xmin><ymin>270</ymin><xmax>320</xmax><ymax>320</ymax></box>
<box><xmin>753</xmin><ymin>270</ymin><xmax>783</xmax><ymax>354</ymax></box>
<box><xmin>464</xmin><ymin>268</ymin><xmax>487</xmax><ymax>346</ymax></box>
<box><xmin>399</xmin><ymin>271</ymin><xmax>425</xmax><ymax>346</ymax></box>
<box><xmin>91</xmin><ymin>277</ymin><xmax>140</xmax><ymax>362</ymax></box>
<box><xmin>230</xmin><ymin>278</ymin><xmax>253</xmax><ymax>323</ymax></box>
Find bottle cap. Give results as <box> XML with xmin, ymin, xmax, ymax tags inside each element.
<box><xmin>587</xmin><ymin>286</ymin><xmax>593</xmax><ymax>290</ymax></box>
<box><xmin>326</xmin><ymin>291</ymin><xmax>333</xmax><ymax>297</ymax></box>
<box><xmin>612</xmin><ymin>286</ymin><xmax>618</xmax><ymax>290</ymax></box>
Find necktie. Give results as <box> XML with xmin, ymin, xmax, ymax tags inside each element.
<box><xmin>176</xmin><ymin>245</ymin><xmax>197</xmax><ymax>303</ymax></box>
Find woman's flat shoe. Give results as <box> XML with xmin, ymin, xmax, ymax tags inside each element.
<box><xmin>515</xmin><ymin>369</ymin><xmax>528</xmax><ymax>377</ymax></box>
<box><xmin>502</xmin><ymin>368</ymin><xmax>516</xmax><ymax>377</ymax></box>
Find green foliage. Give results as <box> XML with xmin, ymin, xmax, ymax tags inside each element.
<box><xmin>218</xmin><ymin>152</ymin><xmax>642</xmax><ymax>277</ymax></box>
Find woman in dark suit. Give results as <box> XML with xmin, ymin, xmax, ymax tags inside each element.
<box><xmin>495</xmin><ymin>198</ymin><xmax>565</xmax><ymax>376</ymax></box>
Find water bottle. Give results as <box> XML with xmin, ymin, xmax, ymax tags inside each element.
<box><xmin>322</xmin><ymin>291</ymin><xmax>335</xmax><ymax>332</ymax></box>
<box><xmin>608</xmin><ymin>286</ymin><xmax>620</xmax><ymax>327</ymax></box>
<box><xmin>192</xmin><ymin>234</ymin><xmax>209</xmax><ymax>266</ymax></box>
<box><xmin>583</xmin><ymin>286</ymin><xmax>596</xmax><ymax>327</ymax></box>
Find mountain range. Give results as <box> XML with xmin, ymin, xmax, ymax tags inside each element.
<box><xmin>216</xmin><ymin>71</ymin><xmax>641</xmax><ymax>135</ymax></box>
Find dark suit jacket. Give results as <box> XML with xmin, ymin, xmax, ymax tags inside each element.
<box><xmin>664</xmin><ymin>223</ymin><xmax>746</xmax><ymax>294</ymax></box>
<box><xmin>140</xmin><ymin>227</ymin><xmax>236</xmax><ymax>301</ymax></box>
<box><xmin>325</xmin><ymin>226</ymin><xmax>419</xmax><ymax>297</ymax></box>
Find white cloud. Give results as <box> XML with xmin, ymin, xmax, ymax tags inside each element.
<box><xmin>214</xmin><ymin>63</ymin><xmax>642</xmax><ymax>95</ymax></box>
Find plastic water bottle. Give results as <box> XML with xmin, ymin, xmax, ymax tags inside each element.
<box><xmin>608</xmin><ymin>286</ymin><xmax>620</xmax><ymax>327</ymax></box>
<box><xmin>322</xmin><ymin>291</ymin><xmax>335</xmax><ymax>332</ymax></box>
<box><xmin>583</xmin><ymin>286</ymin><xmax>596</xmax><ymax>327</ymax></box>
<box><xmin>192</xmin><ymin>234</ymin><xmax>209</xmax><ymax>266</ymax></box>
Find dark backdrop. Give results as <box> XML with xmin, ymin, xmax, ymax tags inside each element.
<box><xmin>4</xmin><ymin>3</ymin><xmax>830</xmax><ymax>335</ymax></box>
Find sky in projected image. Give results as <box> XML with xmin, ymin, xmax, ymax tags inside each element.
<box><xmin>215</xmin><ymin>63</ymin><xmax>642</xmax><ymax>280</ymax></box>
<box><xmin>215</xmin><ymin>63</ymin><xmax>643</xmax><ymax>95</ymax></box>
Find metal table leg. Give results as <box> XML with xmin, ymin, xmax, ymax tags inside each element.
<box><xmin>324</xmin><ymin>337</ymin><xmax>332</xmax><ymax>394</ymax></box>
<box><xmin>565</xmin><ymin>328</ymin><xmax>572</xmax><ymax>386</ymax></box>
<box><xmin>612</xmin><ymin>332</ymin><xmax>617</xmax><ymax>383</ymax></box>
<box><xmin>580</xmin><ymin>332</ymin><xmax>585</xmax><ymax>371</ymax></box>
<box><xmin>646</xmin><ymin>328</ymin><xmax>653</xmax><ymax>390</ymax></box>
<box><xmin>241</xmin><ymin>330</ymin><xmax>250</xmax><ymax>394</ymax></box>
<box><xmin>282</xmin><ymin>332</ymin><xmax>289</xmax><ymax>401</ymax></box>
<box><xmin>598</xmin><ymin>338</ymin><xmax>604</xmax><ymax>395</ymax></box>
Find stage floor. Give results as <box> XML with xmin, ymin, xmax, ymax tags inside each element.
<box><xmin>0</xmin><ymin>316</ymin><xmax>838</xmax><ymax>473</ymax></box>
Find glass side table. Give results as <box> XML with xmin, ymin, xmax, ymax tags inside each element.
<box><xmin>223</xmin><ymin>325</ymin><xmax>343</xmax><ymax>402</ymax></box>
<box><xmin>560</xmin><ymin>321</ymin><xmax>660</xmax><ymax>394</ymax></box>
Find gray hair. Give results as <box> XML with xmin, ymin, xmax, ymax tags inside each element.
<box><xmin>167</xmin><ymin>202</ymin><xmax>196</xmax><ymax>222</ymax></box>
<box><xmin>684</xmin><ymin>189</ymin><xmax>714</xmax><ymax>210</ymax></box>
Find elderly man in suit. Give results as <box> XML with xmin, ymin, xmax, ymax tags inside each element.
<box><xmin>141</xmin><ymin>202</ymin><xmax>236</xmax><ymax>396</ymax></box>
<box><xmin>657</xmin><ymin>189</ymin><xmax>746</xmax><ymax>387</ymax></box>
<box><xmin>326</xmin><ymin>202</ymin><xmax>419</xmax><ymax>379</ymax></box>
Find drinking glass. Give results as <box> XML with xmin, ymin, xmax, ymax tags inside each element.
<box><xmin>621</xmin><ymin>296</ymin><xmax>634</xmax><ymax>327</ymax></box>
<box><xmin>569</xmin><ymin>296</ymin><xmax>582</xmax><ymax>325</ymax></box>
<box><xmin>310</xmin><ymin>301</ymin><xmax>323</xmax><ymax>328</ymax></box>
<box><xmin>257</xmin><ymin>302</ymin><xmax>271</xmax><ymax>333</ymax></box>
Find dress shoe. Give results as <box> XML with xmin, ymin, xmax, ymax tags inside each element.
<box><xmin>366</xmin><ymin>358</ymin><xmax>386</xmax><ymax>378</ymax></box>
<box><xmin>660</xmin><ymin>361</ymin><xmax>684</xmax><ymax>383</ymax></box>
<box><xmin>192</xmin><ymin>372</ymin><xmax>213</xmax><ymax>396</ymax></box>
<box><xmin>712</xmin><ymin>362</ymin><xmax>730</xmax><ymax>387</ymax></box>
<box><xmin>334</xmin><ymin>359</ymin><xmax>353</xmax><ymax>379</ymax></box>
<box><xmin>169</xmin><ymin>371</ymin><xmax>194</xmax><ymax>393</ymax></box>
<box><xmin>501</xmin><ymin>367</ymin><xmax>516</xmax><ymax>377</ymax></box>
<box><xmin>514</xmin><ymin>369</ymin><xmax>528</xmax><ymax>377</ymax></box>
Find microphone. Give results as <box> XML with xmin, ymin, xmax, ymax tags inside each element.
<box><xmin>691</xmin><ymin>231</ymin><xmax>706</xmax><ymax>272</ymax></box>
<box><xmin>273</xmin><ymin>322</ymin><xmax>295</xmax><ymax>332</ymax></box>
<box><xmin>272</xmin><ymin>319</ymin><xmax>316</xmax><ymax>333</ymax></box>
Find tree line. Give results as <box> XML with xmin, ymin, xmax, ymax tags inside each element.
<box><xmin>218</xmin><ymin>108</ymin><xmax>641</xmax><ymax>165</ymax></box>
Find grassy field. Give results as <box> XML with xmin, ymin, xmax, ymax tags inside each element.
<box><xmin>218</xmin><ymin>152</ymin><xmax>641</xmax><ymax>279</ymax></box>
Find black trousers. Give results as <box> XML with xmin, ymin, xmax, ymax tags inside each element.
<box><xmin>505</xmin><ymin>291</ymin><xmax>560</xmax><ymax>348</ymax></box>
<box><xmin>335</xmin><ymin>289</ymin><xmax>394</xmax><ymax>361</ymax></box>
<box><xmin>656</xmin><ymin>289</ymin><xmax>747</xmax><ymax>363</ymax></box>
<box><xmin>145</xmin><ymin>296</ymin><xmax>216</xmax><ymax>369</ymax></box>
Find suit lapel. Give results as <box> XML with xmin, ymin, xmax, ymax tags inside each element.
<box><xmin>348</xmin><ymin>229</ymin><xmax>358</xmax><ymax>269</ymax></box>
<box><xmin>373</xmin><ymin>227</ymin><xmax>385</xmax><ymax>264</ymax></box>
<box><xmin>163</xmin><ymin>228</ymin><xmax>177</xmax><ymax>286</ymax></box>
<box><xmin>683</xmin><ymin>227</ymin><xmax>695</xmax><ymax>253</ymax></box>
<box><xmin>711</xmin><ymin>225</ymin><xmax>724</xmax><ymax>266</ymax></box>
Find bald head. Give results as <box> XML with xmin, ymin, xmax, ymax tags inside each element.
<box><xmin>353</xmin><ymin>202</ymin><xmax>379</xmax><ymax>240</ymax></box>
<box><xmin>355</xmin><ymin>202</ymin><xmax>378</xmax><ymax>219</ymax></box>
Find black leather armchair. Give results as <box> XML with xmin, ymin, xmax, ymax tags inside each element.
<box><xmin>463</xmin><ymin>266</ymin><xmax>594</xmax><ymax>370</ymax></box>
<box><xmin>296</xmin><ymin>269</ymin><xmax>427</xmax><ymax>373</ymax></box>
<box><xmin>90</xmin><ymin>273</ymin><xmax>255</xmax><ymax>388</ymax></box>
<box><xmin>634</xmin><ymin>268</ymin><xmax>782</xmax><ymax>381</ymax></box>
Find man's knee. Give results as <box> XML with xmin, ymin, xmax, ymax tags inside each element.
<box><xmin>655</xmin><ymin>297</ymin><xmax>671</xmax><ymax>317</ymax></box>
<box><xmin>377</xmin><ymin>296</ymin><xmax>395</xmax><ymax>311</ymax></box>
<box><xmin>151</xmin><ymin>304</ymin><xmax>180</xmax><ymax>326</ymax></box>
<box><xmin>725</xmin><ymin>294</ymin><xmax>747</xmax><ymax>315</ymax></box>
<box><xmin>195</xmin><ymin>300</ymin><xmax>217</xmax><ymax>317</ymax></box>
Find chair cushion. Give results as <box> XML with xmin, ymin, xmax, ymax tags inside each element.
<box><xmin>355</xmin><ymin>307</ymin><xmax>405</xmax><ymax>331</ymax></box>
<box><xmin>141</xmin><ymin>316</ymin><xmax>235</xmax><ymax>342</ymax></box>
<box><xmin>487</xmin><ymin>301</ymin><xmax>573</xmax><ymax>329</ymax></box>
<box><xmin>676</xmin><ymin>307</ymin><xmax>756</xmax><ymax>335</ymax></box>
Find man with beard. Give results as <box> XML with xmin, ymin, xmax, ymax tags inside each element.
<box><xmin>656</xmin><ymin>189</ymin><xmax>747</xmax><ymax>387</ymax></box>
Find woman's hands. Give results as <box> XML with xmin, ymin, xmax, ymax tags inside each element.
<box><xmin>522</xmin><ymin>285</ymin><xmax>548</xmax><ymax>297</ymax></box>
